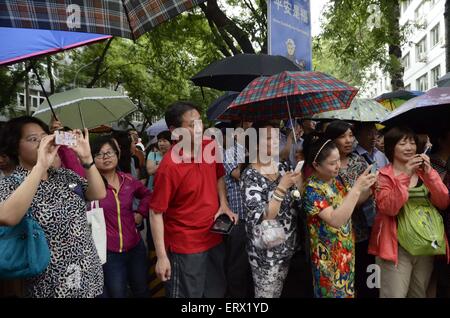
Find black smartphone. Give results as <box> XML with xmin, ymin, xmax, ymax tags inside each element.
<box><xmin>210</xmin><ymin>214</ymin><xmax>234</xmax><ymax>235</ymax></box>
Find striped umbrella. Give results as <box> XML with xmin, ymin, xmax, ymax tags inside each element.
<box><xmin>219</xmin><ymin>71</ymin><xmax>358</xmax><ymax>121</ymax></box>
<box><xmin>0</xmin><ymin>0</ymin><xmax>205</xmax><ymax>40</ymax></box>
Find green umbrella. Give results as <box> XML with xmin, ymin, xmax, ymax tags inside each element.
<box><xmin>33</xmin><ymin>88</ymin><xmax>137</xmax><ymax>129</ymax></box>
<box><xmin>312</xmin><ymin>98</ymin><xmax>390</xmax><ymax>123</ymax></box>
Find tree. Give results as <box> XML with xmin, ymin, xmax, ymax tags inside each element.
<box><xmin>319</xmin><ymin>0</ymin><xmax>411</xmax><ymax>91</ymax></box>
<box><xmin>1</xmin><ymin>1</ymin><xmax>266</xmax><ymax>125</ymax></box>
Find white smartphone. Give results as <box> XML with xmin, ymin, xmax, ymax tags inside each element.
<box><xmin>294</xmin><ymin>160</ymin><xmax>305</xmax><ymax>173</ymax></box>
<box><xmin>55</xmin><ymin>130</ymin><xmax>77</xmax><ymax>146</ymax></box>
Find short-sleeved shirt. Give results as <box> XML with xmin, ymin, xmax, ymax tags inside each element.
<box><xmin>223</xmin><ymin>143</ymin><xmax>246</xmax><ymax>220</ymax></box>
<box><xmin>354</xmin><ymin>144</ymin><xmax>389</xmax><ymax>169</ymax></box>
<box><xmin>303</xmin><ymin>175</ymin><xmax>355</xmax><ymax>298</ymax></box>
<box><xmin>149</xmin><ymin>139</ymin><xmax>225</xmax><ymax>254</ymax></box>
<box><xmin>146</xmin><ymin>151</ymin><xmax>163</xmax><ymax>191</ymax></box>
<box><xmin>0</xmin><ymin>166</ymin><xmax>103</xmax><ymax>298</ymax></box>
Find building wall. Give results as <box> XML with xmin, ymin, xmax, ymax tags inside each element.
<box><xmin>361</xmin><ymin>0</ymin><xmax>446</xmax><ymax>97</ymax></box>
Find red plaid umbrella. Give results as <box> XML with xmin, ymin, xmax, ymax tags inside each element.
<box><xmin>219</xmin><ymin>71</ymin><xmax>358</xmax><ymax>121</ymax></box>
<box><xmin>0</xmin><ymin>0</ymin><xmax>205</xmax><ymax>40</ymax></box>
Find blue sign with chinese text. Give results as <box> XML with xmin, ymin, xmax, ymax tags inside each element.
<box><xmin>268</xmin><ymin>0</ymin><xmax>311</xmax><ymax>71</ymax></box>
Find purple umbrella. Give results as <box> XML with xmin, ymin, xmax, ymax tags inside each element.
<box><xmin>381</xmin><ymin>87</ymin><xmax>450</xmax><ymax>133</ymax></box>
<box><xmin>0</xmin><ymin>27</ymin><xmax>111</xmax><ymax>66</ymax></box>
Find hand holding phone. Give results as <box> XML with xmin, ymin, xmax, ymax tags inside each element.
<box><xmin>54</xmin><ymin>130</ymin><xmax>77</xmax><ymax>146</ymax></box>
<box><xmin>422</xmin><ymin>145</ymin><xmax>431</xmax><ymax>155</ymax></box>
<box><xmin>211</xmin><ymin>214</ymin><xmax>234</xmax><ymax>235</ymax></box>
<box><xmin>294</xmin><ymin>160</ymin><xmax>305</xmax><ymax>173</ymax></box>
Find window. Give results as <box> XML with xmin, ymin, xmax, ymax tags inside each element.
<box><xmin>415</xmin><ymin>1</ymin><xmax>426</xmax><ymax>20</ymax></box>
<box><xmin>416</xmin><ymin>36</ymin><xmax>427</xmax><ymax>61</ymax></box>
<box><xmin>402</xmin><ymin>0</ymin><xmax>412</xmax><ymax>13</ymax></box>
<box><xmin>431</xmin><ymin>65</ymin><xmax>441</xmax><ymax>87</ymax></box>
<box><xmin>18</xmin><ymin>93</ymin><xmax>25</xmax><ymax>107</ymax></box>
<box><xmin>132</xmin><ymin>112</ymin><xmax>144</xmax><ymax>122</ymax></box>
<box><xmin>32</xmin><ymin>97</ymin><xmax>39</xmax><ymax>108</ymax></box>
<box><xmin>385</xmin><ymin>78</ymin><xmax>391</xmax><ymax>90</ymax></box>
<box><xmin>402</xmin><ymin>53</ymin><xmax>410</xmax><ymax>70</ymax></box>
<box><xmin>416</xmin><ymin>73</ymin><xmax>428</xmax><ymax>91</ymax></box>
<box><xmin>430</xmin><ymin>23</ymin><xmax>440</xmax><ymax>47</ymax></box>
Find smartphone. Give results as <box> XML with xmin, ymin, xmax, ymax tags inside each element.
<box><xmin>210</xmin><ymin>214</ymin><xmax>234</xmax><ymax>235</ymax></box>
<box><xmin>294</xmin><ymin>160</ymin><xmax>305</xmax><ymax>173</ymax></box>
<box><xmin>370</xmin><ymin>162</ymin><xmax>378</xmax><ymax>174</ymax></box>
<box><xmin>55</xmin><ymin>130</ymin><xmax>77</xmax><ymax>146</ymax></box>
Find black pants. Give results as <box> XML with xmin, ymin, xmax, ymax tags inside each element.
<box><xmin>224</xmin><ymin>221</ymin><xmax>254</xmax><ymax>298</ymax></box>
<box><xmin>355</xmin><ymin>239</ymin><xmax>379</xmax><ymax>298</ymax></box>
<box><xmin>166</xmin><ymin>243</ymin><xmax>226</xmax><ymax>298</ymax></box>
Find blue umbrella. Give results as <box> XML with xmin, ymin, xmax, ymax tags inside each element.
<box><xmin>206</xmin><ymin>91</ymin><xmax>239</xmax><ymax>121</ymax></box>
<box><xmin>0</xmin><ymin>27</ymin><xmax>111</xmax><ymax>118</ymax></box>
<box><xmin>146</xmin><ymin>118</ymin><xmax>168</xmax><ymax>137</ymax></box>
<box><xmin>0</xmin><ymin>27</ymin><xmax>111</xmax><ymax>66</ymax></box>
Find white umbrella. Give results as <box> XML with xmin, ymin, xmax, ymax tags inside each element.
<box><xmin>33</xmin><ymin>88</ymin><xmax>137</xmax><ymax>129</ymax></box>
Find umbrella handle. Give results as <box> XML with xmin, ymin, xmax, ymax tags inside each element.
<box><xmin>286</xmin><ymin>96</ymin><xmax>297</xmax><ymax>144</ymax></box>
<box><xmin>32</xmin><ymin>64</ymin><xmax>57</xmax><ymax>119</ymax></box>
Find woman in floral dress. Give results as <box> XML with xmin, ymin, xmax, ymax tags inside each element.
<box><xmin>302</xmin><ymin>137</ymin><xmax>376</xmax><ymax>298</ymax></box>
<box><xmin>324</xmin><ymin>121</ymin><xmax>377</xmax><ymax>298</ymax></box>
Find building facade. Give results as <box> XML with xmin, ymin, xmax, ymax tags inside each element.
<box><xmin>362</xmin><ymin>0</ymin><xmax>446</xmax><ymax>97</ymax></box>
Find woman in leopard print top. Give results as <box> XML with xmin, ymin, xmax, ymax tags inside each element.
<box><xmin>0</xmin><ymin>117</ymin><xmax>106</xmax><ymax>298</ymax></box>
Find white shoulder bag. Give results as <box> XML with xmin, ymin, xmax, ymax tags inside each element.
<box><xmin>87</xmin><ymin>201</ymin><xmax>107</xmax><ymax>264</ymax></box>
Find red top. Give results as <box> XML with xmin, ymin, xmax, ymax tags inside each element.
<box><xmin>149</xmin><ymin>139</ymin><xmax>225</xmax><ymax>254</ymax></box>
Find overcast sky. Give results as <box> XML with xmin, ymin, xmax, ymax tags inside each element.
<box><xmin>310</xmin><ymin>0</ymin><xmax>329</xmax><ymax>36</ymax></box>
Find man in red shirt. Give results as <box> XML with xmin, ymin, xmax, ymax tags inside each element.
<box><xmin>149</xmin><ymin>101</ymin><xmax>237</xmax><ymax>298</ymax></box>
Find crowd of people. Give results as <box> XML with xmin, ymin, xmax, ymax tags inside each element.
<box><xmin>0</xmin><ymin>100</ymin><xmax>449</xmax><ymax>299</ymax></box>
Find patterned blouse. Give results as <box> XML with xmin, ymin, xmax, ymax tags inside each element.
<box><xmin>303</xmin><ymin>175</ymin><xmax>355</xmax><ymax>298</ymax></box>
<box><xmin>240</xmin><ymin>162</ymin><xmax>299</xmax><ymax>268</ymax></box>
<box><xmin>0</xmin><ymin>166</ymin><xmax>103</xmax><ymax>298</ymax></box>
<box><xmin>339</xmin><ymin>152</ymin><xmax>371</xmax><ymax>242</ymax></box>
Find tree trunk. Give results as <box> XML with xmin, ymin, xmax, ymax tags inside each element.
<box><xmin>445</xmin><ymin>0</ymin><xmax>450</xmax><ymax>72</ymax></box>
<box><xmin>201</xmin><ymin>0</ymin><xmax>255</xmax><ymax>54</ymax></box>
<box><xmin>388</xmin><ymin>1</ymin><xmax>404</xmax><ymax>91</ymax></box>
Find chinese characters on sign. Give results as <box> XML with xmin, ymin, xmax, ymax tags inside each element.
<box><xmin>268</xmin><ymin>0</ymin><xmax>312</xmax><ymax>71</ymax></box>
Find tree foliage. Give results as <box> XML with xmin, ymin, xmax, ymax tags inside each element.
<box><xmin>1</xmin><ymin>1</ymin><xmax>270</xmax><ymax>130</ymax></box>
<box><xmin>318</xmin><ymin>0</ymin><xmax>414</xmax><ymax>91</ymax></box>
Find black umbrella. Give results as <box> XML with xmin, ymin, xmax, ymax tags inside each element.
<box><xmin>438</xmin><ymin>72</ymin><xmax>450</xmax><ymax>87</ymax></box>
<box><xmin>206</xmin><ymin>91</ymin><xmax>239</xmax><ymax>121</ymax></box>
<box><xmin>191</xmin><ymin>54</ymin><xmax>301</xmax><ymax>92</ymax></box>
<box><xmin>375</xmin><ymin>90</ymin><xmax>424</xmax><ymax>101</ymax></box>
<box><xmin>381</xmin><ymin>87</ymin><xmax>450</xmax><ymax>134</ymax></box>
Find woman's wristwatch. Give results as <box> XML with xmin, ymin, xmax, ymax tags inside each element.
<box><xmin>82</xmin><ymin>161</ymin><xmax>95</xmax><ymax>170</ymax></box>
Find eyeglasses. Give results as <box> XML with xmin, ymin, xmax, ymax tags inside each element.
<box><xmin>94</xmin><ymin>151</ymin><xmax>117</xmax><ymax>159</ymax></box>
<box><xmin>22</xmin><ymin>133</ymin><xmax>49</xmax><ymax>145</ymax></box>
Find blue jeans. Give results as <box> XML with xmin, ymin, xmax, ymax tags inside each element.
<box><xmin>101</xmin><ymin>240</ymin><xmax>149</xmax><ymax>298</ymax></box>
